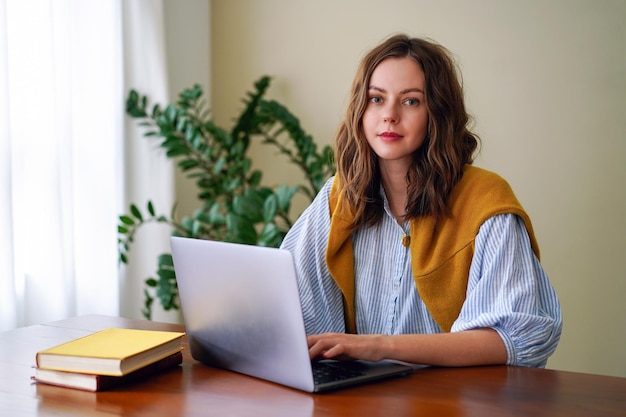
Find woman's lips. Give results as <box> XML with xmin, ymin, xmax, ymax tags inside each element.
<box><xmin>379</xmin><ymin>131</ymin><xmax>403</xmax><ymax>142</ymax></box>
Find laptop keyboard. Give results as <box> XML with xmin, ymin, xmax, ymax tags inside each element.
<box><xmin>312</xmin><ymin>361</ymin><xmax>367</xmax><ymax>384</ymax></box>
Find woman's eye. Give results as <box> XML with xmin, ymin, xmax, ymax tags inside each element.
<box><xmin>370</xmin><ymin>96</ymin><xmax>383</xmax><ymax>104</ymax></box>
<box><xmin>404</xmin><ymin>98</ymin><xmax>419</xmax><ymax>106</ymax></box>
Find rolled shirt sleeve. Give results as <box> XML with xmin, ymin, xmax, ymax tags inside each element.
<box><xmin>451</xmin><ymin>214</ymin><xmax>562</xmax><ymax>367</ymax></box>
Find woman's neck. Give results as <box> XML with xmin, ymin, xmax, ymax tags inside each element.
<box><xmin>379</xmin><ymin>161</ymin><xmax>409</xmax><ymax>223</ymax></box>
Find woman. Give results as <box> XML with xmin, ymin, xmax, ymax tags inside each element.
<box><xmin>280</xmin><ymin>34</ymin><xmax>561</xmax><ymax>367</ymax></box>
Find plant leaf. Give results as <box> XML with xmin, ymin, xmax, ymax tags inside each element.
<box><xmin>258</xmin><ymin>223</ymin><xmax>280</xmax><ymax>247</ymax></box>
<box><xmin>119</xmin><ymin>215</ymin><xmax>135</xmax><ymax>226</ymax></box>
<box><xmin>226</xmin><ymin>213</ymin><xmax>257</xmax><ymax>244</ymax></box>
<box><xmin>263</xmin><ymin>194</ymin><xmax>278</xmax><ymax>223</ymax></box>
<box><xmin>130</xmin><ymin>204</ymin><xmax>143</xmax><ymax>221</ymax></box>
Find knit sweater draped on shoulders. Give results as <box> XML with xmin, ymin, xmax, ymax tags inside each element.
<box><xmin>326</xmin><ymin>165</ymin><xmax>539</xmax><ymax>333</ymax></box>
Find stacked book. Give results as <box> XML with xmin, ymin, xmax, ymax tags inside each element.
<box><xmin>33</xmin><ymin>328</ymin><xmax>185</xmax><ymax>392</ymax></box>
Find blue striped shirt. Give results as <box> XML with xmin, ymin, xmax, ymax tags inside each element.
<box><xmin>280</xmin><ymin>177</ymin><xmax>562</xmax><ymax>367</ymax></box>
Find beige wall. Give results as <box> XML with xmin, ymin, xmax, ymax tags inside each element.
<box><xmin>163</xmin><ymin>0</ymin><xmax>211</xmax><ymax>221</ymax></box>
<box><xmin>173</xmin><ymin>0</ymin><xmax>626</xmax><ymax>377</ymax></box>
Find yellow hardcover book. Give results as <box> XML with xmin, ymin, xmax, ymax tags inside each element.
<box><xmin>35</xmin><ymin>328</ymin><xmax>185</xmax><ymax>376</ymax></box>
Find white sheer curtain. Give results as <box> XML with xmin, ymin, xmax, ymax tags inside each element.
<box><xmin>120</xmin><ymin>0</ymin><xmax>174</xmax><ymax>322</ymax></box>
<box><xmin>0</xmin><ymin>0</ymin><xmax>172</xmax><ymax>331</ymax></box>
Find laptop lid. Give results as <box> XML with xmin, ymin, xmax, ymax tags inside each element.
<box><xmin>170</xmin><ymin>236</ymin><xmax>414</xmax><ymax>392</ymax></box>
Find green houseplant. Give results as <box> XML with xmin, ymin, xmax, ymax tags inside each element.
<box><xmin>118</xmin><ymin>76</ymin><xmax>335</xmax><ymax>320</ymax></box>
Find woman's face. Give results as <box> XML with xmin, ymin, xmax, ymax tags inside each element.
<box><xmin>362</xmin><ymin>57</ymin><xmax>429</xmax><ymax>171</ymax></box>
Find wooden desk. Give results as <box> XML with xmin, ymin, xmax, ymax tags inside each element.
<box><xmin>1</xmin><ymin>315</ymin><xmax>624</xmax><ymax>417</ymax></box>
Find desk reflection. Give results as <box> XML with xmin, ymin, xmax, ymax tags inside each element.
<box><xmin>183</xmin><ymin>361</ymin><xmax>314</xmax><ymax>417</ymax></box>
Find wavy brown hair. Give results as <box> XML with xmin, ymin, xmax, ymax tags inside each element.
<box><xmin>335</xmin><ymin>34</ymin><xmax>479</xmax><ymax>228</ymax></box>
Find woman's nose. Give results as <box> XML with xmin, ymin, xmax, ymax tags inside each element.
<box><xmin>383</xmin><ymin>105</ymin><xmax>399</xmax><ymax>123</ymax></box>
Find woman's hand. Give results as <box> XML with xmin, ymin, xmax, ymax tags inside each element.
<box><xmin>307</xmin><ymin>333</ymin><xmax>389</xmax><ymax>361</ymax></box>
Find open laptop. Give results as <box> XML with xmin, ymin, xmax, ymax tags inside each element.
<box><xmin>170</xmin><ymin>236</ymin><xmax>415</xmax><ymax>393</ymax></box>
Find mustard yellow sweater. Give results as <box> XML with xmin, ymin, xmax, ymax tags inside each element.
<box><xmin>326</xmin><ymin>165</ymin><xmax>539</xmax><ymax>333</ymax></box>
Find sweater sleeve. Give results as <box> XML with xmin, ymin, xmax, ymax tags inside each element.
<box><xmin>451</xmin><ymin>214</ymin><xmax>562</xmax><ymax>367</ymax></box>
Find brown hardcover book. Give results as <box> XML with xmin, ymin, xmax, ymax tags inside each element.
<box><xmin>33</xmin><ymin>351</ymin><xmax>183</xmax><ymax>392</ymax></box>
